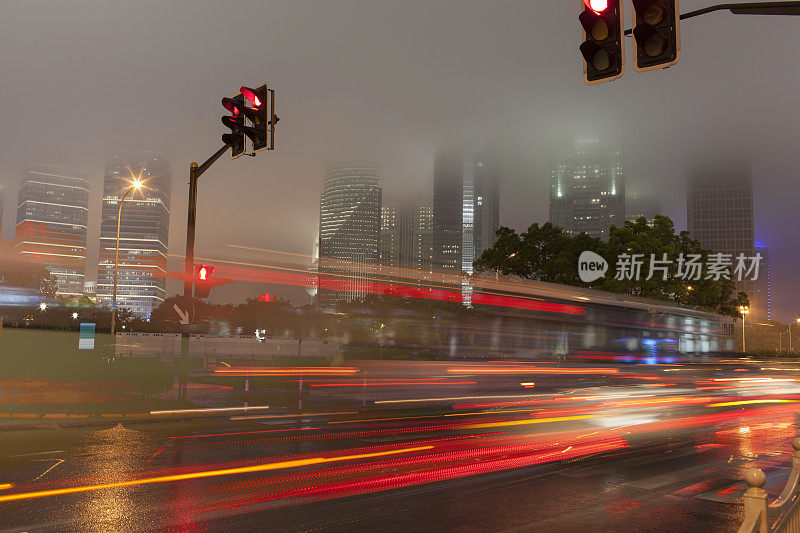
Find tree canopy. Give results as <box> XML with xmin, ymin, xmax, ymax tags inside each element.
<box><xmin>474</xmin><ymin>215</ymin><xmax>749</xmax><ymax>317</ymax></box>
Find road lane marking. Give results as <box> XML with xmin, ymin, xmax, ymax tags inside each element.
<box><xmin>9</xmin><ymin>451</ymin><xmax>64</xmax><ymax>458</ymax></box>
<box><xmin>32</xmin><ymin>459</ymin><xmax>64</xmax><ymax>481</ymax></box>
<box><xmin>0</xmin><ymin>445</ymin><xmax>433</xmax><ymax>504</ymax></box>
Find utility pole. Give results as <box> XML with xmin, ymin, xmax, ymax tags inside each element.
<box><xmin>183</xmin><ymin>144</ymin><xmax>229</xmax><ymax>298</ymax></box>
<box><xmin>183</xmin><ymin>83</ymin><xmax>276</xmax><ymax>299</ymax></box>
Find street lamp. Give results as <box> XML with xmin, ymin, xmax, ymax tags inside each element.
<box><xmin>739</xmin><ymin>305</ymin><xmax>750</xmax><ymax>353</ymax></box>
<box><xmin>39</xmin><ymin>302</ymin><xmax>47</xmax><ymax>311</ymax></box>
<box><xmin>790</xmin><ymin>318</ymin><xmax>800</xmax><ymax>353</ymax></box>
<box><xmin>111</xmin><ymin>179</ymin><xmax>142</xmax><ymax>339</ymax></box>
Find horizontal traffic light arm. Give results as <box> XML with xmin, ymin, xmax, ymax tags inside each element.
<box><xmin>624</xmin><ymin>0</ymin><xmax>800</xmax><ymax>35</ymax></box>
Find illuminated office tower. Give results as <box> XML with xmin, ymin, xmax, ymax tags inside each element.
<box><xmin>15</xmin><ymin>164</ymin><xmax>90</xmax><ymax>298</ymax></box>
<box><xmin>97</xmin><ymin>151</ymin><xmax>171</xmax><ymax>318</ymax></box>
<box><xmin>380</xmin><ymin>199</ymin><xmax>434</xmax><ymax>273</ymax></box>
<box><xmin>317</xmin><ymin>158</ymin><xmax>381</xmax><ymax>308</ymax></box>
<box><xmin>433</xmin><ymin>145</ymin><xmax>500</xmax><ymax>274</ymax></box>
<box><xmin>549</xmin><ymin>139</ymin><xmax>625</xmax><ymax>239</ymax></box>
<box><xmin>413</xmin><ymin>203</ymin><xmax>434</xmax><ymax>274</ymax></box>
<box><xmin>752</xmin><ymin>241</ymin><xmax>772</xmax><ymax>321</ymax></box>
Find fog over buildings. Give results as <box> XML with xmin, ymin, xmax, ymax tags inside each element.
<box><xmin>0</xmin><ymin>0</ymin><xmax>798</xmax><ymax>319</ymax></box>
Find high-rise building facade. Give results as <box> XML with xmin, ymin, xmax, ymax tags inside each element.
<box><xmin>317</xmin><ymin>158</ymin><xmax>381</xmax><ymax>308</ymax></box>
<box><xmin>97</xmin><ymin>151</ymin><xmax>171</xmax><ymax>318</ymax></box>
<box><xmin>15</xmin><ymin>164</ymin><xmax>90</xmax><ymax>298</ymax></box>
<box><xmin>433</xmin><ymin>145</ymin><xmax>500</xmax><ymax>274</ymax></box>
<box><xmin>549</xmin><ymin>139</ymin><xmax>625</xmax><ymax>239</ymax></box>
<box><xmin>379</xmin><ymin>199</ymin><xmax>434</xmax><ymax>274</ymax></box>
<box><xmin>413</xmin><ymin>203</ymin><xmax>434</xmax><ymax>274</ymax></box>
<box><xmin>753</xmin><ymin>241</ymin><xmax>772</xmax><ymax>321</ymax></box>
<box><xmin>379</xmin><ymin>201</ymin><xmax>402</xmax><ymax>269</ymax></box>
<box><xmin>686</xmin><ymin>160</ymin><xmax>756</xmax><ymax>305</ymax></box>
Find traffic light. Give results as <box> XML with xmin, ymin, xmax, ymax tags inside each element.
<box><xmin>631</xmin><ymin>0</ymin><xmax>680</xmax><ymax>71</ymax></box>
<box><xmin>579</xmin><ymin>0</ymin><xmax>625</xmax><ymax>85</ymax></box>
<box><xmin>240</xmin><ymin>84</ymin><xmax>269</xmax><ymax>152</ymax></box>
<box><xmin>195</xmin><ymin>264</ymin><xmax>215</xmax><ymax>299</ymax></box>
<box><xmin>221</xmin><ymin>94</ymin><xmax>246</xmax><ymax>158</ymax></box>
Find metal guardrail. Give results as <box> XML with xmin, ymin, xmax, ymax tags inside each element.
<box><xmin>738</xmin><ymin>438</ymin><xmax>800</xmax><ymax>533</ymax></box>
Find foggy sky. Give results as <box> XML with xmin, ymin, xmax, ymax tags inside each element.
<box><xmin>0</xmin><ymin>0</ymin><xmax>798</xmax><ymax>320</ymax></box>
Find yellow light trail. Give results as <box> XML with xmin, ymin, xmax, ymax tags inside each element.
<box><xmin>230</xmin><ymin>411</ymin><xmax>358</xmax><ymax>421</ymax></box>
<box><xmin>150</xmin><ymin>406</ymin><xmax>270</xmax><ymax>415</ymax></box>
<box><xmin>709</xmin><ymin>400</ymin><xmax>799</xmax><ymax>407</ymax></box>
<box><xmin>328</xmin><ymin>408</ymin><xmax>545</xmax><ymax>425</ymax></box>
<box><xmin>444</xmin><ymin>408</ymin><xmax>544</xmax><ymax>417</ymax></box>
<box><xmin>375</xmin><ymin>394</ymin><xmax>544</xmax><ymax>404</ymax></box>
<box><xmin>462</xmin><ymin>414</ymin><xmax>597</xmax><ymax>429</ymax></box>
<box><xmin>0</xmin><ymin>446</ymin><xmax>433</xmax><ymax>504</ymax></box>
<box><xmin>0</xmin><ymin>484</ymin><xmax>13</xmax><ymax>491</ymax></box>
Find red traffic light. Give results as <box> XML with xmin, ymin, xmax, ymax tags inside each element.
<box><xmin>221</xmin><ymin>97</ymin><xmax>241</xmax><ymax>115</ymax></box>
<box><xmin>197</xmin><ymin>264</ymin><xmax>214</xmax><ymax>281</ymax></box>
<box><xmin>241</xmin><ymin>85</ymin><xmax>266</xmax><ymax>107</ymax></box>
<box><xmin>586</xmin><ymin>0</ymin><xmax>608</xmax><ymax>12</ymax></box>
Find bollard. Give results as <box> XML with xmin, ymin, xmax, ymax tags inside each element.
<box><xmin>742</xmin><ymin>468</ymin><xmax>769</xmax><ymax>533</ymax></box>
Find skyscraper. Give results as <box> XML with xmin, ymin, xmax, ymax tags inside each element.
<box><xmin>686</xmin><ymin>160</ymin><xmax>755</xmax><ymax>305</ymax></box>
<box><xmin>15</xmin><ymin>164</ymin><xmax>90</xmax><ymax>298</ymax></box>
<box><xmin>317</xmin><ymin>158</ymin><xmax>381</xmax><ymax>308</ymax></box>
<box><xmin>97</xmin><ymin>151</ymin><xmax>171</xmax><ymax>318</ymax></box>
<box><xmin>380</xmin><ymin>199</ymin><xmax>435</xmax><ymax>273</ymax></box>
<box><xmin>413</xmin><ymin>203</ymin><xmax>434</xmax><ymax>274</ymax></box>
<box><xmin>549</xmin><ymin>139</ymin><xmax>625</xmax><ymax>239</ymax></box>
<box><xmin>753</xmin><ymin>241</ymin><xmax>772</xmax><ymax>321</ymax></box>
<box><xmin>433</xmin><ymin>145</ymin><xmax>500</xmax><ymax>274</ymax></box>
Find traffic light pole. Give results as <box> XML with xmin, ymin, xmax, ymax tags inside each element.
<box><xmin>623</xmin><ymin>1</ymin><xmax>800</xmax><ymax>35</ymax></box>
<box><xmin>183</xmin><ymin>144</ymin><xmax>230</xmax><ymax>298</ymax></box>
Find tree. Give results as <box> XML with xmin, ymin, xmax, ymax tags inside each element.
<box><xmin>474</xmin><ymin>215</ymin><xmax>749</xmax><ymax>318</ymax></box>
<box><xmin>0</xmin><ymin>240</ymin><xmax>58</xmax><ymax>297</ymax></box>
<box><xmin>473</xmin><ymin>222</ymin><xmax>604</xmax><ymax>285</ymax></box>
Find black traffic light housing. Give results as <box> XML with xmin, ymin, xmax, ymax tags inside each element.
<box><xmin>580</xmin><ymin>0</ymin><xmax>625</xmax><ymax>85</ymax></box>
<box><xmin>240</xmin><ymin>85</ymin><xmax>270</xmax><ymax>152</ymax></box>
<box><xmin>631</xmin><ymin>0</ymin><xmax>681</xmax><ymax>71</ymax></box>
<box><xmin>221</xmin><ymin>94</ymin><xmax>246</xmax><ymax>158</ymax></box>
<box><xmin>194</xmin><ymin>264</ymin><xmax>215</xmax><ymax>299</ymax></box>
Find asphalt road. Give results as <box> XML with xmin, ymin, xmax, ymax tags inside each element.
<box><xmin>2</xmin><ymin>357</ymin><xmax>800</xmax><ymax>532</ymax></box>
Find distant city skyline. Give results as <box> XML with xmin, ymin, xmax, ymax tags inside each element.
<box><xmin>0</xmin><ymin>143</ymin><xmax>788</xmax><ymax>322</ymax></box>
